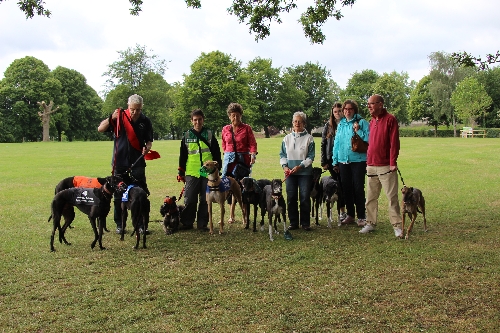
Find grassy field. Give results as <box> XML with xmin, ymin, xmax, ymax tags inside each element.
<box><xmin>0</xmin><ymin>137</ymin><xmax>499</xmax><ymax>332</ymax></box>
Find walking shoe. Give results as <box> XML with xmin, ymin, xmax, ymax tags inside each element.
<box><xmin>288</xmin><ymin>225</ymin><xmax>299</xmax><ymax>230</ymax></box>
<box><xmin>116</xmin><ymin>228</ymin><xmax>125</xmax><ymax>234</ymax></box>
<box><xmin>178</xmin><ymin>224</ymin><xmax>194</xmax><ymax>230</ymax></box>
<box><xmin>359</xmin><ymin>224</ymin><xmax>375</xmax><ymax>234</ymax></box>
<box><xmin>341</xmin><ymin>215</ymin><xmax>355</xmax><ymax>225</ymax></box>
<box><xmin>394</xmin><ymin>228</ymin><xmax>403</xmax><ymax>238</ymax></box>
<box><xmin>302</xmin><ymin>226</ymin><xmax>312</xmax><ymax>231</ymax></box>
<box><xmin>339</xmin><ymin>212</ymin><xmax>348</xmax><ymax>221</ymax></box>
<box><xmin>357</xmin><ymin>219</ymin><xmax>366</xmax><ymax>227</ymax></box>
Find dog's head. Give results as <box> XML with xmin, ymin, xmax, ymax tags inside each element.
<box><xmin>160</xmin><ymin>195</ymin><xmax>178</xmax><ymax>217</ymax></box>
<box><xmin>201</xmin><ymin>160</ymin><xmax>219</xmax><ymax>177</ymax></box>
<box><xmin>401</xmin><ymin>186</ymin><xmax>414</xmax><ymax>204</ymax></box>
<box><xmin>271</xmin><ymin>179</ymin><xmax>283</xmax><ymax>198</ymax></box>
<box><xmin>312</xmin><ymin>167</ymin><xmax>323</xmax><ymax>183</ymax></box>
<box><xmin>104</xmin><ymin>175</ymin><xmax>124</xmax><ymax>193</ymax></box>
<box><xmin>240</xmin><ymin>177</ymin><xmax>255</xmax><ymax>193</ymax></box>
<box><xmin>322</xmin><ymin>176</ymin><xmax>339</xmax><ymax>202</ymax></box>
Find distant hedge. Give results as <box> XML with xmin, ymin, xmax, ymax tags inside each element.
<box><xmin>399</xmin><ymin>128</ymin><xmax>500</xmax><ymax>138</ymax></box>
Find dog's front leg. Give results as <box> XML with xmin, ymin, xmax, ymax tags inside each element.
<box><xmin>207</xmin><ymin>195</ymin><xmax>214</xmax><ymax>235</ymax></box>
<box><xmin>268</xmin><ymin>212</ymin><xmax>274</xmax><ymax>241</ymax></box>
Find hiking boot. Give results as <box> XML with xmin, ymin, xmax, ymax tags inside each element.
<box><xmin>394</xmin><ymin>227</ymin><xmax>403</xmax><ymax>238</ymax></box>
<box><xmin>357</xmin><ymin>219</ymin><xmax>367</xmax><ymax>227</ymax></box>
<box><xmin>359</xmin><ymin>224</ymin><xmax>375</xmax><ymax>234</ymax></box>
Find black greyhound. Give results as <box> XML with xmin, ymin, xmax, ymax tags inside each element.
<box><xmin>310</xmin><ymin>167</ymin><xmax>324</xmax><ymax>226</ymax></box>
<box><xmin>241</xmin><ymin>177</ymin><xmax>271</xmax><ymax>232</ymax></box>
<box><xmin>118</xmin><ymin>183</ymin><xmax>150</xmax><ymax>249</ymax></box>
<box><xmin>321</xmin><ymin>175</ymin><xmax>341</xmax><ymax>228</ymax></box>
<box><xmin>49</xmin><ymin>175</ymin><xmax>122</xmax><ymax>252</ymax></box>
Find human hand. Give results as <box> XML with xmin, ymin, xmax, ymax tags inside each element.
<box><xmin>177</xmin><ymin>175</ymin><xmax>185</xmax><ymax>183</ymax></box>
<box><xmin>322</xmin><ymin>164</ymin><xmax>328</xmax><ymax>170</ymax></box>
<box><xmin>333</xmin><ymin>165</ymin><xmax>340</xmax><ymax>173</ymax></box>
<box><xmin>353</xmin><ymin>121</ymin><xmax>359</xmax><ymax>132</ymax></box>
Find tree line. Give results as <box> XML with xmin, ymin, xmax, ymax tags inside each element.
<box><xmin>1</xmin><ymin>46</ymin><xmax>499</xmax><ymax>143</ymax></box>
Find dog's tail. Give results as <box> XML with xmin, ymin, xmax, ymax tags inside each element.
<box><xmin>48</xmin><ymin>215</ymin><xmax>52</xmax><ymax>222</ymax></box>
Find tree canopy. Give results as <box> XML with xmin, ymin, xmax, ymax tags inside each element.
<box><xmin>7</xmin><ymin>0</ymin><xmax>357</xmax><ymax>43</ymax></box>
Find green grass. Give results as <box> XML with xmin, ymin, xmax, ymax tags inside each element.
<box><xmin>1</xmin><ymin>138</ymin><xmax>499</xmax><ymax>332</ymax></box>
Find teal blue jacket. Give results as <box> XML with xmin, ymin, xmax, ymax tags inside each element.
<box><xmin>332</xmin><ymin>114</ymin><xmax>369</xmax><ymax>165</ymax></box>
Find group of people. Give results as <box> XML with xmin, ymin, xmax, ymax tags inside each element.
<box><xmin>98</xmin><ymin>93</ymin><xmax>405</xmax><ymax>238</ymax></box>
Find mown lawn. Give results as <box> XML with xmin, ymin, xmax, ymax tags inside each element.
<box><xmin>0</xmin><ymin>137</ymin><xmax>499</xmax><ymax>332</ymax></box>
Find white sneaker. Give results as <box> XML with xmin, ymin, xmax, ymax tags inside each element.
<box><xmin>359</xmin><ymin>224</ymin><xmax>375</xmax><ymax>234</ymax></box>
<box><xmin>357</xmin><ymin>219</ymin><xmax>366</xmax><ymax>227</ymax></box>
<box><xmin>394</xmin><ymin>228</ymin><xmax>403</xmax><ymax>238</ymax></box>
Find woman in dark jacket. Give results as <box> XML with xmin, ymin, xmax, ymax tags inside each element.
<box><xmin>321</xmin><ymin>103</ymin><xmax>347</xmax><ymax>222</ymax></box>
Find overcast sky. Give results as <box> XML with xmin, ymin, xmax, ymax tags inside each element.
<box><xmin>1</xmin><ymin>0</ymin><xmax>498</xmax><ymax>95</ymax></box>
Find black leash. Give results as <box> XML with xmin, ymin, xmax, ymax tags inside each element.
<box><xmin>397</xmin><ymin>168</ymin><xmax>406</xmax><ymax>186</ymax></box>
<box><xmin>366</xmin><ymin>167</ymin><xmax>406</xmax><ymax>186</ymax></box>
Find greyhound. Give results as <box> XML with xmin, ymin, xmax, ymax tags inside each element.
<box><xmin>54</xmin><ymin>176</ymin><xmax>107</xmax><ymax>231</ymax></box>
<box><xmin>262</xmin><ymin>179</ymin><xmax>287</xmax><ymax>241</ymax></box>
<box><xmin>240</xmin><ymin>177</ymin><xmax>271</xmax><ymax>232</ymax></box>
<box><xmin>48</xmin><ymin>175</ymin><xmax>122</xmax><ymax>252</ymax></box>
<box><xmin>321</xmin><ymin>175</ymin><xmax>341</xmax><ymax>228</ymax></box>
<box><xmin>310</xmin><ymin>167</ymin><xmax>324</xmax><ymax>225</ymax></box>
<box><xmin>401</xmin><ymin>186</ymin><xmax>427</xmax><ymax>239</ymax></box>
<box><xmin>118</xmin><ymin>183</ymin><xmax>150</xmax><ymax>249</ymax></box>
<box><xmin>203</xmin><ymin>160</ymin><xmax>246</xmax><ymax>235</ymax></box>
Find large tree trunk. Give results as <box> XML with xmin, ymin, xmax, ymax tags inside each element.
<box><xmin>264</xmin><ymin>126</ymin><xmax>270</xmax><ymax>138</ymax></box>
<box><xmin>37</xmin><ymin>101</ymin><xmax>59</xmax><ymax>142</ymax></box>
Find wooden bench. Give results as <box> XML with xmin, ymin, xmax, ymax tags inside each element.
<box><xmin>460</xmin><ymin>127</ymin><xmax>486</xmax><ymax>138</ymax></box>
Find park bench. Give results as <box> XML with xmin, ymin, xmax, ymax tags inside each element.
<box><xmin>460</xmin><ymin>127</ymin><xmax>486</xmax><ymax>138</ymax></box>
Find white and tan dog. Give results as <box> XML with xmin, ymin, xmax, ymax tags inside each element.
<box><xmin>203</xmin><ymin>160</ymin><xmax>246</xmax><ymax>234</ymax></box>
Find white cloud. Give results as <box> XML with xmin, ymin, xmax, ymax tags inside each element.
<box><xmin>1</xmin><ymin>0</ymin><xmax>499</xmax><ymax>93</ymax></box>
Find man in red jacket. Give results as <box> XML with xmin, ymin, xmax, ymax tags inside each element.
<box><xmin>360</xmin><ymin>94</ymin><xmax>403</xmax><ymax>238</ymax></box>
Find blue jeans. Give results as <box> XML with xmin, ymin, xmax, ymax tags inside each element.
<box><xmin>339</xmin><ymin>161</ymin><xmax>366</xmax><ymax>219</ymax></box>
<box><xmin>285</xmin><ymin>174</ymin><xmax>312</xmax><ymax>227</ymax></box>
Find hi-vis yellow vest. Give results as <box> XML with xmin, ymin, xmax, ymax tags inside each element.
<box><xmin>185</xmin><ymin>129</ymin><xmax>213</xmax><ymax>177</ymax></box>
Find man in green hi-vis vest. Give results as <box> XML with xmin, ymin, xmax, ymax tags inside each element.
<box><xmin>177</xmin><ymin>109</ymin><xmax>222</xmax><ymax>230</ymax></box>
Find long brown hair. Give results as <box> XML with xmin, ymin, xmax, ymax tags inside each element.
<box><xmin>326</xmin><ymin>103</ymin><xmax>343</xmax><ymax>138</ymax></box>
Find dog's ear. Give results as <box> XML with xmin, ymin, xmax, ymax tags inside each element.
<box><xmin>410</xmin><ymin>187</ymin><xmax>414</xmax><ymax>192</ymax></box>
<box><xmin>172</xmin><ymin>196</ymin><xmax>177</xmax><ymax>202</ymax></box>
<box><xmin>214</xmin><ymin>161</ymin><xmax>218</xmax><ymax>168</ymax></box>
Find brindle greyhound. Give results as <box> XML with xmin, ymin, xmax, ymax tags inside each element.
<box><xmin>118</xmin><ymin>183</ymin><xmax>150</xmax><ymax>249</ymax></box>
<box><xmin>160</xmin><ymin>195</ymin><xmax>184</xmax><ymax>235</ymax></box>
<box><xmin>262</xmin><ymin>179</ymin><xmax>287</xmax><ymax>241</ymax></box>
<box><xmin>48</xmin><ymin>175</ymin><xmax>122</xmax><ymax>252</ymax></box>
<box><xmin>401</xmin><ymin>186</ymin><xmax>427</xmax><ymax>239</ymax></box>
<box><xmin>203</xmin><ymin>160</ymin><xmax>246</xmax><ymax>235</ymax></box>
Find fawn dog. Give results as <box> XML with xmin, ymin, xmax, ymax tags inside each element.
<box><xmin>401</xmin><ymin>186</ymin><xmax>427</xmax><ymax>239</ymax></box>
<box><xmin>203</xmin><ymin>160</ymin><xmax>246</xmax><ymax>235</ymax></box>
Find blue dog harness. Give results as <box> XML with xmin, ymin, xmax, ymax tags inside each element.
<box><xmin>206</xmin><ymin>176</ymin><xmax>232</xmax><ymax>193</ymax></box>
<box><xmin>121</xmin><ymin>185</ymin><xmax>136</xmax><ymax>202</ymax></box>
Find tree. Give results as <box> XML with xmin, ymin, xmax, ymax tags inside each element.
<box><xmin>285</xmin><ymin>62</ymin><xmax>335</xmax><ymax>132</ymax></box>
<box><xmin>451</xmin><ymin>51</ymin><xmax>500</xmax><ymax>71</ymax></box>
<box><xmin>341</xmin><ymin>69</ymin><xmax>379</xmax><ymax>117</ymax></box>
<box><xmin>245</xmin><ymin>57</ymin><xmax>282</xmax><ymax>137</ymax></box>
<box><xmin>476</xmin><ymin>67</ymin><xmax>500</xmax><ymax>127</ymax></box>
<box><xmin>179</xmin><ymin>51</ymin><xmax>249</xmax><ymax>132</ymax></box>
<box><xmin>450</xmin><ymin>77</ymin><xmax>492</xmax><ymax>127</ymax></box>
<box><xmin>0</xmin><ymin>56</ymin><xmax>63</xmax><ymax>142</ymax></box>
<box><xmin>102</xmin><ymin>44</ymin><xmax>168</xmax><ymax>95</ymax></box>
<box><xmin>37</xmin><ymin>101</ymin><xmax>59</xmax><ymax>142</ymax></box>
<box><xmin>372</xmin><ymin>71</ymin><xmax>413</xmax><ymax>125</ymax></box>
<box><xmin>427</xmin><ymin>51</ymin><xmax>474</xmax><ymax>135</ymax></box>
<box><xmin>8</xmin><ymin>0</ymin><xmax>357</xmax><ymax>43</ymax></box>
<box><xmin>52</xmin><ymin>66</ymin><xmax>104</xmax><ymax>141</ymax></box>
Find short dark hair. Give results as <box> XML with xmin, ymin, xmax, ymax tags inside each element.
<box><xmin>190</xmin><ymin>109</ymin><xmax>205</xmax><ymax>119</ymax></box>
<box><xmin>227</xmin><ymin>102</ymin><xmax>243</xmax><ymax>117</ymax></box>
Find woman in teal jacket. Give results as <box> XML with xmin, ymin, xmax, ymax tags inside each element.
<box><xmin>332</xmin><ymin>100</ymin><xmax>369</xmax><ymax>227</ymax></box>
